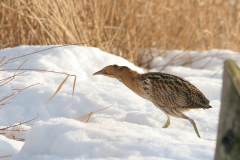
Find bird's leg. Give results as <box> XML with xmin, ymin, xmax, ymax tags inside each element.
<box><xmin>162</xmin><ymin>115</ymin><xmax>171</xmax><ymax>128</ymax></box>
<box><xmin>188</xmin><ymin>118</ymin><xmax>201</xmax><ymax>138</ymax></box>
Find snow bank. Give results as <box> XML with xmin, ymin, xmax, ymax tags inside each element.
<box><xmin>0</xmin><ymin>135</ymin><xmax>23</xmax><ymax>156</ymax></box>
<box><xmin>0</xmin><ymin>46</ymin><xmax>143</xmax><ymax>127</ymax></box>
<box><xmin>149</xmin><ymin>49</ymin><xmax>240</xmax><ymax>79</ymax></box>
<box><xmin>14</xmin><ymin>118</ymin><xmax>214</xmax><ymax>160</ymax></box>
<box><xmin>0</xmin><ymin>45</ymin><xmax>236</xmax><ymax>159</ymax></box>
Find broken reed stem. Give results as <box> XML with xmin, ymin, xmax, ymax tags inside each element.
<box><xmin>0</xmin><ymin>83</ymin><xmax>42</xmax><ymax>109</ymax></box>
<box><xmin>0</xmin><ymin>45</ymin><xmax>81</xmax><ymax>106</ymax></box>
<box><xmin>44</xmin><ymin>74</ymin><xmax>70</xmax><ymax>104</ymax></box>
<box><xmin>72</xmin><ymin>76</ymin><xmax>76</xmax><ymax>97</ymax></box>
<box><xmin>0</xmin><ymin>113</ymin><xmax>39</xmax><ymax>143</ymax></box>
<box><xmin>86</xmin><ymin>111</ymin><xmax>93</xmax><ymax>123</ymax></box>
<box><xmin>0</xmin><ymin>41</ymin><xmax>126</xmax><ymax>68</ymax></box>
<box><xmin>0</xmin><ymin>56</ymin><xmax>6</xmax><ymax>65</ymax></box>
<box><xmin>15</xmin><ymin>46</ymin><xmax>43</xmax><ymax>72</ymax></box>
<box><xmin>0</xmin><ymin>155</ymin><xmax>12</xmax><ymax>159</ymax></box>
<box><xmin>0</xmin><ymin>68</ymin><xmax>76</xmax><ymax>76</ymax></box>
<box><xmin>76</xmin><ymin>106</ymin><xmax>113</xmax><ymax>123</ymax></box>
<box><xmin>0</xmin><ymin>68</ymin><xmax>77</xmax><ymax>104</ymax></box>
<box><xmin>0</xmin><ymin>113</ymin><xmax>39</xmax><ymax>131</ymax></box>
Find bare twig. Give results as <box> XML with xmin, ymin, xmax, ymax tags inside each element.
<box><xmin>76</xmin><ymin>106</ymin><xmax>113</xmax><ymax>122</ymax></box>
<box><xmin>0</xmin><ymin>155</ymin><xmax>12</xmax><ymax>159</ymax></box>
<box><xmin>0</xmin><ymin>113</ymin><xmax>39</xmax><ymax>131</ymax></box>
<box><xmin>45</xmin><ymin>75</ymin><xmax>69</xmax><ymax>104</ymax></box>
<box><xmin>72</xmin><ymin>76</ymin><xmax>77</xmax><ymax>97</ymax></box>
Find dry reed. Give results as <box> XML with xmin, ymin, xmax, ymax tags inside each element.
<box><xmin>1</xmin><ymin>0</ymin><xmax>240</xmax><ymax>67</ymax></box>
<box><xmin>75</xmin><ymin>105</ymin><xmax>113</xmax><ymax>123</ymax></box>
<box><xmin>0</xmin><ymin>45</ymin><xmax>78</xmax><ymax>149</ymax></box>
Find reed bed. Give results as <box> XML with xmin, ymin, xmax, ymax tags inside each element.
<box><xmin>1</xmin><ymin>0</ymin><xmax>240</xmax><ymax>67</ymax></box>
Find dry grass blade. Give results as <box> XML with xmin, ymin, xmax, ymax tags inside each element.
<box><xmin>19</xmin><ymin>83</ymin><xmax>43</xmax><ymax>92</ymax></box>
<box><xmin>80</xmin><ymin>111</ymin><xmax>93</xmax><ymax>123</ymax></box>
<box><xmin>72</xmin><ymin>76</ymin><xmax>76</xmax><ymax>97</ymax></box>
<box><xmin>0</xmin><ymin>83</ymin><xmax>42</xmax><ymax>109</ymax></box>
<box><xmin>10</xmin><ymin>138</ymin><xmax>25</xmax><ymax>141</ymax></box>
<box><xmin>0</xmin><ymin>56</ymin><xmax>6</xmax><ymax>65</ymax></box>
<box><xmin>45</xmin><ymin>74</ymin><xmax>70</xmax><ymax>104</ymax></box>
<box><xmin>79</xmin><ymin>115</ymin><xmax>90</xmax><ymax>122</ymax></box>
<box><xmin>0</xmin><ymin>91</ymin><xmax>19</xmax><ymax>110</ymax></box>
<box><xmin>75</xmin><ymin>105</ymin><xmax>113</xmax><ymax>122</ymax></box>
<box><xmin>0</xmin><ymin>155</ymin><xmax>12</xmax><ymax>159</ymax></box>
<box><xmin>0</xmin><ymin>102</ymin><xmax>11</xmax><ymax>110</ymax></box>
<box><xmin>0</xmin><ymin>46</ymin><xmax>43</xmax><ymax>68</ymax></box>
<box><xmin>0</xmin><ymin>113</ymin><xmax>39</xmax><ymax>131</ymax></box>
<box><xmin>76</xmin><ymin>113</ymin><xmax>90</xmax><ymax>121</ymax></box>
<box><xmin>15</xmin><ymin>46</ymin><xmax>43</xmax><ymax>73</ymax></box>
<box><xmin>0</xmin><ymin>67</ymin><xmax>77</xmax><ymax>104</ymax></box>
<box><xmin>0</xmin><ymin>92</ymin><xmax>18</xmax><ymax>103</ymax></box>
<box><xmin>0</xmin><ymin>113</ymin><xmax>39</xmax><ymax>143</ymax></box>
<box><xmin>211</xmin><ymin>66</ymin><xmax>224</xmax><ymax>78</ymax></box>
<box><xmin>1</xmin><ymin>40</ymin><xmax>124</xmax><ymax>68</ymax></box>
<box><xmin>0</xmin><ymin>54</ymin><xmax>32</xmax><ymax>68</ymax></box>
<box><xmin>0</xmin><ymin>71</ymin><xmax>32</xmax><ymax>87</ymax></box>
<box><xmin>91</xmin><ymin>105</ymin><xmax>113</xmax><ymax>114</ymax></box>
<box><xmin>0</xmin><ymin>77</ymin><xmax>14</xmax><ymax>87</ymax></box>
<box><xmin>5</xmin><ymin>129</ymin><xmax>28</xmax><ymax>132</ymax></box>
<box><xmin>200</xmin><ymin>50</ymin><xmax>220</xmax><ymax>69</ymax></box>
<box><xmin>86</xmin><ymin>111</ymin><xmax>93</xmax><ymax>123</ymax></box>
<box><xmin>0</xmin><ymin>68</ymin><xmax>75</xmax><ymax>76</ymax></box>
<box><xmin>0</xmin><ymin>40</ymin><xmax>126</xmax><ymax>68</ymax></box>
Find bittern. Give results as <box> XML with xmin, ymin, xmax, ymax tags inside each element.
<box><xmin>93</xmin><ymin>65</ymin><xmax>211</xmax><ymax>138</ymax></box>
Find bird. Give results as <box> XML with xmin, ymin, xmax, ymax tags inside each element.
<box><xmin>93</xmin><ymin>64</ymin><xmax>212</xmax><ymax>138</ymax></box>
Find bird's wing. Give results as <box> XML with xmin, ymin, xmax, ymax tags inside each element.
<box><xmin>140</xmin><ymin>73</ymin><xmax>211</xmax><ymax>109</ymax></box>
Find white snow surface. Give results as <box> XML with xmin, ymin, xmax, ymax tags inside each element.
<box><xmin>0</xmin><ymin>45</ymin><xmax>239</xmax><ymax>159</ymax></box>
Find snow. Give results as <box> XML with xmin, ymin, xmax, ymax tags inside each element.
<box><xmin>0</xmin><ymin>135</ymin><xmax>24</xmax><ymax>156</ymax></box>
<box><xmin>0</xmin><ymin>45</ymin><xmax>239</xmax><ymax>159</ymax></box>
<box><xmin>18</xmin><ymin>118</ymin><xmax>213</xmax><ymax>160</ymax></box>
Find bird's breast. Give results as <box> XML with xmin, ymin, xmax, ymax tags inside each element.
<box><xmin>120</xmin><ymin>77</ymin><xmax>150</xmax><ymax>100</ymax></box>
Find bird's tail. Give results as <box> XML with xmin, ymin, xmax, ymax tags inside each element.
<box><xmin>203</xmin><ymin>105</ymin><xmax>212</xmax><ymax>109</ymax></box>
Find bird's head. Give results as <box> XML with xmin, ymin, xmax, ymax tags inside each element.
<box><xmin>93</xmin><ymin>64</ymin><xmax>129</xmax><ymax>79</ymax></box>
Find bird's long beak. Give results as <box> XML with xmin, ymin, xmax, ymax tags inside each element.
<box><xmin>93</xmin><ymin>70</ymin><xmax>103</xmax><ymax>75</ymax></box>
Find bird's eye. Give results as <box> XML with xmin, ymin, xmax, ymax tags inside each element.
<box><xmin>102</xmin><ymin>70</ymin><xmax>106</xmax><ymax>74</ymax></box>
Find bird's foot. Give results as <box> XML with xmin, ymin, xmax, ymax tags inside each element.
<box><xmin>162</xmin><ymin>117</ymin><xmax>171</xmax><ymax>128</ymax></box>
<box><xmin>188</xmin><ymin>118</ymin><xmax>201</xmax><ymax>138</ymax></box>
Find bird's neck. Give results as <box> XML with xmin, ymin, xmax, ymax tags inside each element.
<box><xmin>117</xmin><ymin>69</ymin><xmax>139</xmax><ymax>83</ymax></box>
<box><xmin>117</xmin><ymin>70</ymin><xmax>145</xmax><ymax>98</ymax></box>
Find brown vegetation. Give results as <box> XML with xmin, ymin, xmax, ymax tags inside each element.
<box><xmin>1</xmin><ymin>0</ymin><xmax>240</xmax><ymax>66</ymax></box>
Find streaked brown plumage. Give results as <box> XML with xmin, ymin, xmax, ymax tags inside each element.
<box><xmin>93</xmin><ymin>65</ymin><xmax>212</xmax><ymax>138</ymax></box>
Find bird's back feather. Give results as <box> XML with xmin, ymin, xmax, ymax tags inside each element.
<box><xmin>138</xmin><ymin>72</ymin><xmax>211</xmax><ymax>110</ymax></box>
